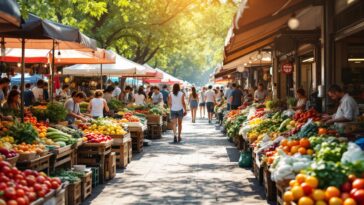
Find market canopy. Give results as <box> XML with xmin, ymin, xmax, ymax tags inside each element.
<box><xmin>224</xmin><ymin>0</ymin><xmax>320</xmax><ymax>64</ymax></box>
<box><xmin>0</xmin><ymin>14</ymin><xmax>97</xmax><ymax>51</ymax></box>
<box><xmin>62</xmin><ymin>51</ymin><xmax>148</xmax><ymax>76</ymax></box>
<box><xmin>145</xmin><ymin>68</ymin><xmax>183</xmax><ymax>85</ymax></box>
<box><xmin>0</xmin><ymin>48</ymin><xmax>116</xmax><ymax>64</ymax></box>
<box><xmin>0</xmin><ymin>0</ymin><xmax>22</xmax><ymax>32</ymax></box>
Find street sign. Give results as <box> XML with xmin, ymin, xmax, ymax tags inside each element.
<box><xmin>282</xmin><ymin>63</ymin><xmax>293</xmax><ymax>74</ymax></box>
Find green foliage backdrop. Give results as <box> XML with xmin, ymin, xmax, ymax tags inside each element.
<box><xmin>17</xmin><ymin>0</ymin><xmax>238</xmax><ymax>85</ymax></box>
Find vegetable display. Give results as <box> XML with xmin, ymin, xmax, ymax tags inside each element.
<box><xmin>46</xmin><ymin>102</ymin><xmax>67</xmax><ymax>123</ymax></box>
<box><xmin>8</xmin><ymin>122</ymin><xmax>39</xmax><ymax>144</ymax></box>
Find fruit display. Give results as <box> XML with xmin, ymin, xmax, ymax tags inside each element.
<box><xmin>46</xmin><ymin>102</ymin><xmax>68</xmax><ymax>123</ymax></box>
<box><xmin>279</xmin><ymin>138</ymin><xmax>314</xmax><ymax>156</ymax></box>
<box><xmin>121</xmin><ymin>113</ymin><xmax>140</xmax><ymax>122</ymax></box>
<box><xmin>0</xmin><ymin>147</ymin><xmax>17</xmax><ymax>159</ymax></box>
<box><xmin>25</xmin><ymin>116</ymin><xmax>49</xmax><ymax>138</ymax></box>
<box><xmin>83</xmin><ymin>133</ymin><xmax>112</xmax><ymax>143</ymax></box>
<box><xmin>8</xmin><ymin>122</ymin><xmax>39</xmax><ymax>144</ymax></box>
<box><xmin>82</xmin><ymin>118</ymin><xmax>127</xmax><ymax>135</ymax></box>
<box><xmin>13</xmin><ymin>143</ymin><xmax>47</xmax><ymax>155</ymax></box>
<box><xmin>0</xmin><ymin>158</ymin><xmax>62</xmax><ymax>204</ymax></box>
<box><xmin>0</xmin><ymin>121</ymin><xmax>13</xmax><ymax>136</ymax></box>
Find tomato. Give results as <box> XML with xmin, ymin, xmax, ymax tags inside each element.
<box><xmin>4</xmin><ymin>187</ymin><xmax>17</xmax><ymax>200</ymax></box>
<box><xmin>318</xmin><ymin>128</ymin><xmax>328</xmax><ymax>135</ymax></box>
<box><xmin>2</xmin><ymin>165</ymin><xmax>13</xmax><ymax>177</ymax></box>
<box><xmin>16</xmin><ymin>189</ymin><xmax>25</xmax><ymax>198</ymax></box>
<box><xmin>326</xmin><ymin>186</ymin><xmax>341</xmax><ymax>200</ymax></box>
<box><xmin>313</xmin><ymin>189</ymin><xmax>326</xmax><ymax>201</ymax></box>
<box><xmin>33</xmin><ymin>183</ymin><xmax>42</xmax><ymax>192</ymax></box>
<box><xmin>292</xmin><ymin>186</ymin><xmax>305</xmax><ymax>200</ymax></box>
<box><xmin>299</xmin><ymin>138</ymin><xmax>310</xmax><ymax>148</ymax></box>
<box><xmin>0</xmin><ymin>199</ymin><xmax>5</xmax><ymax>205</ymax></box>
<box><xmin>43</xmin><ymin>180</ymin><xmax>51</xmax><ymax>189</ymax></box>
<box><xmin>342</xmin><ymin>193</ymin><xmax>351</xmax><ymax>200</ymax></box>
<box><xmin>351</xmin><ymin>189</ymin><xmax>359</xmax><ymax>198</ymax></box>
<box><xmin>16</xmin><ymin>197</ymin><xmax>27</xmax><ymax>205</ymax></box>
<box><xmin>298</xmin><ymin>196</ymin><xmax>314</xmax><ymax>205</ymax></box>
<box><xmin>343</xmin><ymin>198</ymin><xmax>357</xmax><ymax>205</ymax></box>
<box><xmin>341</xmin><ymin>182</ymin><xmax>352</xmax><ymax>193</ymax></box>
<box><xmin>353</xmin><ymin>189</ymin><xmax>364</xmax><ymax>202</ymax></box>
<box><xmin>329</xmin><ymin>197</ymin><xmax>343</xmax><ymax>205</ymax></box>
<box><xmin>26</xmin><ymin>192</ymin><xmax>36</xmax><ymax>202</ymax></box>
<box><xmin>353</xmin><ymin>179</ymin><xmax>364</xmax><ymax>190</ymax></box>
<box><xmin>51</xmin><ymin>181</ymin><xmax>60</xmax><ymax>189</ymax></box>
<box><xmin>1</xmin><ymin>175</ymin><xmax>9</xmax><ymax>183</ymax></box>
<box><xmin>6</xmin><ymin>200</ymin><xmax>18</xmax><ymax>205</ymax></box>
<box><xmin>0</xmin><ymin>182</ymin><xmax>7</xmax><ymax>190</ymax></box>
<box><xmin>298</xmin><ymin>147</ymin><xmax>307</xmax><ymax>155</ymax></box>
<box><xmin>0</xmin><ymin>160</ymin><xmax>11</xmax><ymax>169</ymax></box>
<box><xmin>37</xmin><ymin>190</ymin><xmax>46</xmax><ymax>198</ymax></box>
<box><xmin>36</xmin><ymin>176</ymin><xmax>45</xmax><ymax>184</ymax></box>
<box><xmin>301</xmin><ymin>183</ymin><xmax>313</xmax><ymax>195</ymax></box>
<box><xmin>25</xmin><ymin>176</ymin><xmax>35</xmax><ymax>186</ymax></box>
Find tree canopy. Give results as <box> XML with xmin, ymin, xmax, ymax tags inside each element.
<box><xmin>17</xmin><ymin>0</ymin><xmax>238</xmax><ymax>85</ymax></box>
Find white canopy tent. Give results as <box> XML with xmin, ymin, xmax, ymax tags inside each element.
<box><xmin>155</xmin><ymin>68</ymin><xmax>183</xmax><ymax>83</ymax></box>
<box><xmin>62</xmin><ymin>51</ymin><xmax>146</xmax><ymax>76</ymax></box>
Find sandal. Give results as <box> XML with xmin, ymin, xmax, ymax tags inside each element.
<box><xmin>173</xmin><ymin>136</ymin><xmax>177</xmax><ymax>143</ymax></box>
<box><xmin>178</xmin><ymin>137</ymin><xmax>182</xmax><ymax>143</ymax></box>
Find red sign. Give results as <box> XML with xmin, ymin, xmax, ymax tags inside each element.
<box><xmin>282</xmin><ymin>63</ymin><xmax>293</xmax><ymax>74</ymax></box>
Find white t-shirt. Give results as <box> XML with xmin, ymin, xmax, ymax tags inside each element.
<box><xmin>333</xmin><ymin>93</ymin><xmax>359</xmax><ymax>121</ymax></box>
<box><xmin>112</xmin><ymin>87</ymin><xmax>121</xmax><ymax>98</ymax></box>
<box><xmin>199</xmin><ymin>91</ymin><xmax>205</xmax><ymax>103</ymax></box>
<box><xmin>32</xmin><ymin>87</ymin><xmax>44</xmax><ymax>102</ymax></box>
<box><xmin>205</xmin><ymin>90</ymin><xmax>215</xmax><ymax>103</ymax></box>
<box><xmin>90</xmin><ymin>98</ymin><xmax>105</xmax><ymax>117</ymax></box>
<box><xmin>134</xmin><ymin>94</ymin><xmax>145</xmax><ymax>106</ymax></box>
<box><xmin>170</xmin><ymin>91</ymin><xmax>184</xmax><ymax>111</ymax></box>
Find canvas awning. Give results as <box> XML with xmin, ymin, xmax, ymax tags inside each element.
<box><xmin>224</xmin><ymin>0</ymin><xmax>320</xmax><ymax>64</ymax></box>
<box><xmin>145</xmin><ymin>68</ymin><xmax>183</xmax><ymax>85</ymax></box>
<box><xmin>62</xmin><ymin>51</ymin><xmax>148</xmax><ymax>76</ymax></box>
<box><xmin>0</xmin><ymin>0</ymin><xmax>21</xmax><ymax>32</ymax></box>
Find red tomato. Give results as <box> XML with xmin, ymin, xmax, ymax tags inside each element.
<box><xmin>6</xmin><ymin>200</ymin><xmax>18</xmax><ymax>205</ymax></box>
<box><xmin>16</xmin><ymin>189</ymin><xmax>25</xmax><ymax>198</ymax></box>
<box><xmin>4</xmin><ymin>187</ymin><xmax>17</xmax><ymax>200</ymax></box>
<box><xmin>353</xmin><ymin>189</ymin><xmax>364</xmax><ymax>202</ymax></box>
<box><xmin>33</xmin><ymin>183</ymin><xmax>42</xmax><ymax>192</ymax></box>
<box><xmin>341</xmin><ymin>182</ymin><xmax>353</xmax><ymax>193</ymax></box>
<box><xmin>36</xmin><ymin>176</ymin><xmax>45</xmax><ymax>184</ymax></box>
<box><xmin>51</xmin><ymin>181</ymin><xmax>60</xmax><ymax>189</ymax></box>
<box><xmin>0</xmin><ymin>182</ymin><xmax>7</xmax><ymax>190</ymax></box>
<box><xmin>353</xmin><ymin>179</ymin><xmax>364</xmax><ymax>189</ymax></box>
<box><xmin>301</xmin><ymin>183</ymin><xmax>313</xmax><ymax>195</ymax></box>
<box><xmin>37</xmin><ymin>190</ymin><xmax>46</xmax><ymax>198</ymax></box>
<box><xmin>16</xmin><ymin>197</ymin><xmax>27</xmax><ymax>205</ymax></box>
<box><xmin>26</xmin><ymin>192</ymin><xmax>36</xmax><ymax>202</ymax></box>
<box><xmin>0</xmin><ymin>199</ymin><xmax>6</xmax><ymax>205</ymax></box>
<box><xmin>25</xmin><ymin>176</ymin><xmax>35</xmax><ymax>186</ymax></box>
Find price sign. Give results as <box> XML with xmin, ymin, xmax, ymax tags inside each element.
<box><xmin>282</xmin><ymin>63</ymin><xmax>293</xmax><ymax>74</ymax></box>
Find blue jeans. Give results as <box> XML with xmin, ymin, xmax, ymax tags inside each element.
<box><xmin>171</xmin><ymin>109</ymin><xmax>184</xmax><ymax>119</ymax></box>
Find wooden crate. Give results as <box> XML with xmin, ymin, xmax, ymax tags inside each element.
<box><xmin>252</xmin><ymin>152</ymin><xmax>264</xmax><ymax>185</ymax></box>
<box><xmin>68</xmin><ymin>181</ymin><xmax>82</xmax><ymax>205</ymax></box>
<box><xmin>263</xmin><ymin>165</ymin><xmax>277</xmax><ymax>202</ymax></box>
<box><xmin>104</xmin><ymin>152</ymin><xmax>116</xmax><ymax>180</ymax></box>
<box><xmin>276</xmin><ymin>180</ymin><xmax>291</xmax><ymax>205</ymax></box>
<box><xmin>128</xmin><ymin>142</ymin><xmax>132</xmax><ymax>163</ymax></box>
<box><xmin>50</xmin><ymin>145</ymin><xmax>74</xmax><ymax>174</ymax></box>
<box><xmin>16</xmin><ymin>153</ymin><xmax>52</xmax><ymax>175</ymax></box>
<box><xmin>5</xmin><ymin>154</ymin><xmax>19</xmax><ymax>167</ymax></box>
<box><xmin>55</xmin><ymin>186</ymin><xmax>66</xmax><ymax>205</ymax></box>
<box><xmin>111</xmin><ymin>134</ymin><xmax>131</xmax><ymax>168</ymax></box>
<box><xmin>78</xmin><ymin>141</ymin><xmax>112</xmax><ymax>155</ymax></box>
<box><xmin>147</xmin><ymin>124</ymin><xmax>162</xmax><ymax>139</ymax></box>
<box><xmin>130</xmin><ymin>130</ymin><xmax>144</xmax><ymax>153</ymax></box>
<box><xmin>81</xmin><ymin>171</ymin><xmax>92</xmax><ymax>201</ymax></box>
<box><xmin>146</xmin><ymin>114</ymin><xmax>162</xmax><ymax>125</ymax></box>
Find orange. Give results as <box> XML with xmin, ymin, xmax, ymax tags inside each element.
<box><xmin>343</xmin><ymin>198</ymin><xmax>357</xmax><ymax>205</ymax></box>
<box><xmin>316</xmin><ymin>200</ymin><xmax>328</xmax><ymax>205</ymax></box>
<box><xmin>290</xmin><ymin>180</ymin><xmax>298</xmax><ymax>187</ymax></box>
<box><xmin>325</xmin><ymin>187</ymin><xmax>341</xmax><ymax>199</ymax></box>
<box><xmin>298</xmin><ymin>196</ymin><xmax>314</xmax><ymax>205</ymax></box>
<box><xmin>291</xmin><ymin>146</ymin><xmax>300</xmax><ymax>154</ymax></box>
<box><xmin>306</xmin><ymin>149</ymin><xmax>314</xmax><ymax>155</ymax></box>
<box><xmin>283</xmin><ymin>191</ymin><xmax>294</xmax><ymax>202</ymax></box>
<box><xmin>281</xmin><ymin>139</ymin><xmax>288</xmax><ymax>146</ymax></box>
<box><xmin>329</xmin><ymin>197</ymin><xmax>343</xmax><ymax>205</ymax></box>
<box><xmin>312</xmin><ymin>189</ymin><xmax>326</xmax><ymax>201</ymax></box>
<box><xmin>298</xmin><ymin>147</ymin><xmax>307</xmax><ymax>155</ymax></box>
<box><xmin>283</xmin><ymin>146</ymin><xmax>290</xmax><ymax>153</ymax></box>
<box><xmin>292</xmin><ymin>140</ymin><xmax>300</xmax><ymax>146</ymax></box>
<box><xmin>292</xmin><ymin>186</ymin><xmax>305</xmax><ymax>200</ymax></box>
<box><xmin>305</xmin><ymin>176</ymin><xmax>319</xmax><ymax>189</ymax></box>
<box><xmin>287</xmin><ymin>140</ymin><xmax>295</xmax><ymax>147</ymax></box>
<box><xmin>296</xmin><ymin>174</ymin><xmax>307</xmax><ymax>184</ymax></box>
<box><xmin>300</xmin><ymin>138</ymin><xmax>311</xmax><ymax>148</ymax></box>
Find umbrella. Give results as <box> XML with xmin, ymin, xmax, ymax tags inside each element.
<box><xmin>0</xmin><ymin>0</ymin><xmax>21</xmax><ymax>32</ymax></box>
<box><xmin>0</xmin><ymin>14</ymin><xmax>97</xmax><ymax>121</ymax></box>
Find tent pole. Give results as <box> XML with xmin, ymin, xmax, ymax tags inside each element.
<box><xmin>100</xmin><ymin>64</ymin><xmax>103</xmax><ymax>89</ymax></box>
<box><xmin>20</xmin><ymin>38</ymin><xmax>25</xmax><ymax>122</ymax></box>
<box><xmin>51</xmin><ymin>40</ymin><xmax>55</xmax><ymax>102</ymax></box>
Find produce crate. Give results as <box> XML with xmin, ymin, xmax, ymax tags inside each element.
<box><xmin>68</xmin><ymin>180</ymin><xmax>82</xmax><ymax>205</ymax></box>
<box><xmin>252</xmin><ymin>151</ymin><xmax>264</xmax><ymax>185</ymax></box>
<box><xmin>5</xmin><ymin>154</ymin><xmax>19</xmax><ymax>167</ymax></box>
<box><xmin>104</xmin><ymin>152</ymin><xmax>116</xmax><ymax>180</ymax></box>
<box><xmin>147</xmin><ymin>124</ymin><xmax>162</xmax><ymax>139</ymax></box>
<box><xmin>81</xmin><ymin>171</ymin><xmax>92</xmax><ymax>201</ymax></box>
<box><xmin>112</xmin><ymin>138</ymin><xmax>131</xmax><ymax>169</ymax></box>
<box><xmin>49</xmin><ymin>145</ymin><xmax>74</xmax><ymax>174</ymax></box>
<box><xmin>128</xmin><ymin>141</ymin><xmax>132</xmax><ymax>163</ymax></box>
<box><xmin>55</xmin><ymin>184</ymin><xmax>67</xmax><ymax>205</ymax></box>
<box><xmin>276</xmin><ymin>180</ymin><xmax>291</xmax><ymax>205</ymax></box>
<box><xmin>146</xmin><ymin>114</ymin><xmax>162</xmax><ymax>125</ymax></box>
<box><xmin>16</xmin><ymin>153</ymin><xmax>52</xmax><ymax>175</ymax></box>
<box><xmin>263</xmin><ymin>165</ymin><xmax>277</xmax><ymax>202</ymax></box>
<box><xmin>77</xmin><ymin>141</ymin><xmax>112</xmax><ymax>184</ymax></box>
<box><xmin>90</xmin><ymin>167</ymin><xmax>100</xmax><ymax>187</ymax></box>
<box><xmin>130</xmin><ymin>129</ymin><xmax>144</xmax><ymax>153</ymax></box>
<box><xmin>71</xmin><ymin>138</ymin><xmax>84</xmax><ymax>165</ymax></box>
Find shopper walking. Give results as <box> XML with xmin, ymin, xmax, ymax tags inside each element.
<box><xmin>224</xmin><ymin>83</ymin><xmax>233</xmax><ymax>110</ymax></box>
<box><xmin>88</xmin><ymin>90</ymin><xmax>110</xmax><ymax>118</ymax></box>
<box><xmin>230</xmin><ymin>83</ymin><xmax>243</xmax><ymax>110</ymax></box>
<box><xmin>205</xmin><ymin>85</ymin><xmax>216</xmax><ymax>124</ymax></box>
<box><xmin>199</xmin><ymin>87</ymin><xmax>206</xmax><ymax>119</ymax></box>
<box><xmin>160</xmin><ymin>85</ymin><xmax>170</xmax><ymax>106</ymax></box>
<box><xmin>168</xmin><ymin>83</ymin><xmax>187</xmax><ymax>143</ymax></box>
<box><xmin>188</xmin><ymin>87</ymin><xmax>199</xmax><ymax>123</ymax></box>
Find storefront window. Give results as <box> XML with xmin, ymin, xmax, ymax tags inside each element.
<box><xmin>343</xmin><ymin>45</ymin><xmax>364</xmax><ymax>103</ymax></box>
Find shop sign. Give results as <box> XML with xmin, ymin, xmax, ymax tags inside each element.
<box><xmin>282</xmin><ymin>63</ymin><xmax>293</xmax><ymax>74</ymax></box>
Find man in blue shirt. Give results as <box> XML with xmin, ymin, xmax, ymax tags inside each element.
<box><xmin>229</xmin><ymin>83</ymin><xmax>243</xmax><ymax>110</ymax></box>
<box><xmin>224</xmin><ymin>83</ymin><xmax>233</xmax><ymax>110</ymax></box>
<box><xmin>23</xmin><ymin>83</ymin><xmax>35</xmax><ymax>106</ymax></box>
<box><xmin>160</xmin><ymin>85</ymin><xmax>170</xmax><ymax>105</ymax></box>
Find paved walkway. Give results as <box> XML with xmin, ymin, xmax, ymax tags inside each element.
<box><xmin>83</xmin><ymin>116</ymin><xmax>268</xmax><ymax>205</ymax></box>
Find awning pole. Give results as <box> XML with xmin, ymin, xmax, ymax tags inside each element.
<box><xmin>50</xmin><ymin>40</ymin><xmax>55</xmax><ymax>102</ymax></box>
<box><xmin>20</xmin><ymin>38</ymin><xmax>25</xmax><ymax>122</ymax></box>
<box><xmin>100</xmin><ymin>64</ymin><xmax>103</xmax><ymax>89</ymax></box>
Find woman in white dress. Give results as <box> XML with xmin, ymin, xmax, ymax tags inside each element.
<box><xmin>88</xmin><ymin>90</ymin><xmax>110</xmax><ymax>118</ymax></box>
<box><xmin>134</xmin><ymin>86</ymin><xmax>146</xmax><ymax>106</ymax></box>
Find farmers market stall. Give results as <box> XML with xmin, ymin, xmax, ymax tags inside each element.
<box><xmin>222</xmin><ymin>100</ymin><xmax>364</xmax><ymax>205</ymax></box>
